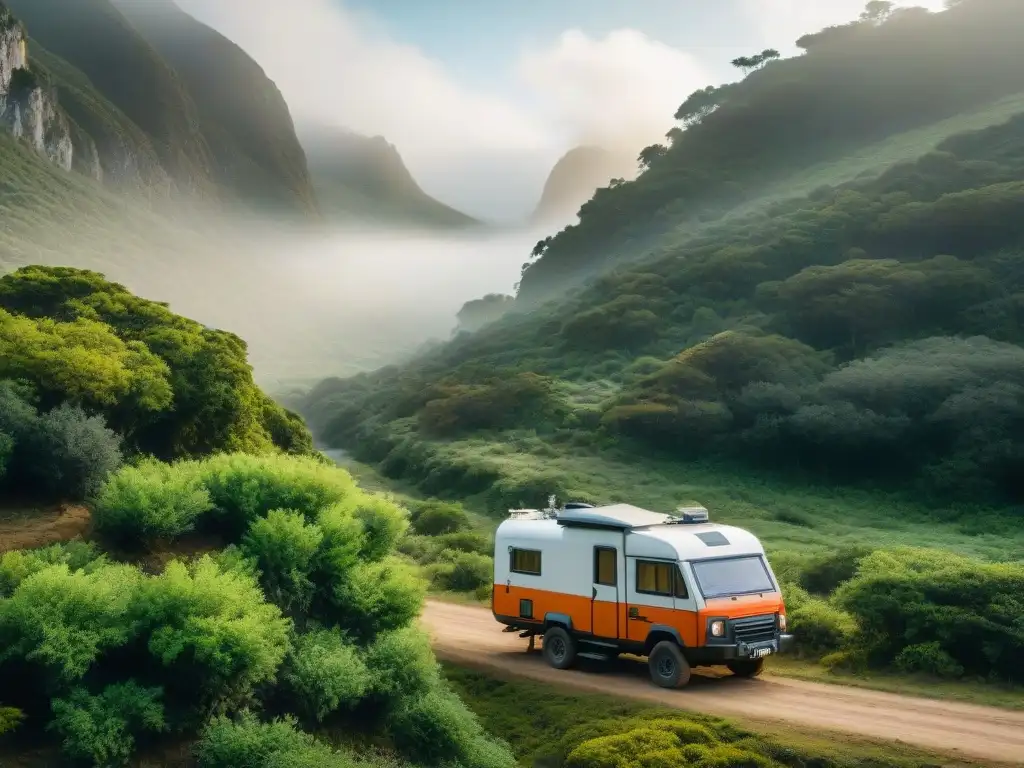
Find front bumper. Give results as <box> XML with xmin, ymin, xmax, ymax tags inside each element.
<box><xmin>693</xmin><ymin>632</ymin><xmax>795</xmax><ymax>663</ymax></box>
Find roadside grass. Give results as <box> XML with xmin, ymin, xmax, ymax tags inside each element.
<box><xmin>442</xmin><ymin>664</ymin><xmax>991</xmax><ymax>768</ymax></box>
<box><xmin>331</xmin><ymin>451</ymin><xmax>1024</xmax><ymax>710</ymax></box>
<box><xmin>422</xmin><ymin>437</ymin><xmax>1024</xmax><ymax>561</ymax></box>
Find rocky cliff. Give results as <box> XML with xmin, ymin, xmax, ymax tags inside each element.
<box><xmin>0</xmin><ymin>5</ymin><xmax>73</xmax><ymax>171</ymax></box>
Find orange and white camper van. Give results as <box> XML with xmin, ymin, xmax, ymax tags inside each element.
<box><xmin>492</xmin><ymin>500</ymin><xmax>794</xmax><ymax>688</ymax></box>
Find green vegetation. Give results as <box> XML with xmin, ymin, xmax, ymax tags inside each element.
<box><xmin>517</xmin><ymin>0</ymin><xmax>1024</xmax><ymax>302</ymax></box>
<box><xmin>445</xmin><ymin>665</ymin><xmax>972</xmax><ymax>768</ymax></box>
<box><xmin>0</xmin><ymin>453</ymin><xmax>515</xmax><ymax>768</ymax></box>
<box><xmin>301</xmin><ymin>0</ymin><xmax>1024</xmax><ymax>697</ymax></box>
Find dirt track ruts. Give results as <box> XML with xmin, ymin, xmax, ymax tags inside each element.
<box><xmin>422</xmin><ymin>600</ymin><xmax>1024</xmax><ymax>765</ymax></box>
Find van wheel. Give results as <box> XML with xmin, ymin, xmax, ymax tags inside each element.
<box><xmin>542</xmin><ymin>626</ymin><xmax>577</xmax><ymax>670</ymax></box>
<box><xmin>648</xmin><ymin>641</ymin><xmax>691</xmax><ymax>689</ymax></box>
<box><xmin>727</xmin><ymin>659</ymin><xmax>765</xmax><ymax>678</ymax></box>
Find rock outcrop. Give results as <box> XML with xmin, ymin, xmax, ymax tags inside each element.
<box><xmin>0</xmin><ymin>5</ymin><xmax>73</xmax><ymax>171</ymax></box>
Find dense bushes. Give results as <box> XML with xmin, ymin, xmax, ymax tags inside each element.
<box><xmin>0</xmin><ymin>266</ymin><xmax>312</xmax><ymax>460</ymax></box>
<box><xmin>301</xmin><ymin>72</ymin><xmax>1024</xmax><ymax>504</ymax></box>
<box><xmin>0</xmin><ymin>455</ymin><xmax>515</xmax><ymax>767</ymax></box>
<box><xmin>0</xmin><ymin>381</ymin><xmax>123</xmax><ymax>501</ymax></box>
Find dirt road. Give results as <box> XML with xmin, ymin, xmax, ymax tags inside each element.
<box><xmin>422</xmin><ymin>601</ymin><xmax>1024</xmax><ymax>764</ymax></box>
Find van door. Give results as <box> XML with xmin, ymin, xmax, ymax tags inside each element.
<box><xmin>626</xmin><ymin>558</ymin><xmax>698</xmax><ymax>646</ymax></box>
<box><xmin>591</xmin><ymin>546</ymin><xmax>620</xmax><ymax>639</ymax></box>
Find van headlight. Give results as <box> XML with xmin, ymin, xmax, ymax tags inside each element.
<box><xmin>710</xmin><ymin>620</ymin><xmax>726</xmax><ymax>638</ymax></box>
<box><xmin>778</xmin><ymin>613</ymin><xmax>787</xmax><ymax>632</ymax></box>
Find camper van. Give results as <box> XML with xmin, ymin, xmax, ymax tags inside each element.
<box><xmin>492</xmin><ymin>500</ymin><xmax>794</xmax><ymax>689</ymax></box>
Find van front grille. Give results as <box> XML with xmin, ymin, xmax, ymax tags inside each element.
<box><xmin>732</xmin><ymin>614</ymin><xmax>776</xmax><ymax>644</ymax></box>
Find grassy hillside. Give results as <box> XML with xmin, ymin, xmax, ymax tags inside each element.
<box><xmin>518</xmin><ymin>0</ymin><xmax>1024</xmax><ymax>303</ymax></box>
<box><xmin>300</xmin><ymin>124</ymin><xmax>480</xmax><ymax>229</ymax></box>
<box><xmin>4</xmin><ymin>0</ymin><xmax>218</xmax><ymax>197</ymax></box>
<box><xmin>299</xmin><ymin>0</ymin><xmax>1024</xmax><ymax>695</ymax></box>
<box><xmin>110</xmin><ymin>0</ymin><xmax>319</xmax><ymax>215</ymax></box>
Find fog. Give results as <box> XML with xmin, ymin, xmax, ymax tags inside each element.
<box><xmin>15</xmin><ymin>209</ymin><xmax>547</xmax><ymax>393</ymax></box>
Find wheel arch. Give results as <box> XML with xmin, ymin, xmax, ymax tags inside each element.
<box><xmin>543</xmin><ymin>612</ymin><xmax>574</xmax><ymax>632</ymax></box>
<box><xmin>644</xmin><ymin>625</ymin><xmax>684</xmax><ymax>655</ymax></box>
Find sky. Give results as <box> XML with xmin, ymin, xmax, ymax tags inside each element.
<box><xmin>178</xmin><ymin>0</ymin><xmax>947</xmax><ymax>222</ymax></box>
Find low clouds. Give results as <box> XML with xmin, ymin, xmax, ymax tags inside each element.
<box><xmin>517</xmin><ymin>28</ymin><xmax>714</xmax><ymax>150</ymax></box>
<box><xmin>175</xmin><ymin>0</ymin><xmax>712</xmax><ymax>219</ymax></box>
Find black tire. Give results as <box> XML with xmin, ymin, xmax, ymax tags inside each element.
<box><xmin>648</xmin><ymin>640</ymin><xmax>691</xmax><ymax>689</ymax></box>
<box><xmin>727</xmin><ymin>658</ymin><xmax>765</xmax><ymax>678</ymax></box>
<box><xmin>542</xmin><ymin>626</ymin><xmax>577</xmax><ymax>670</ymax></box>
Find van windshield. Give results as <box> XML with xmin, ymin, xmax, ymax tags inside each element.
<box><xmin>691</xmin><ymin>555</ymin><xmax>775</xmax><ymax>599</ymax></box>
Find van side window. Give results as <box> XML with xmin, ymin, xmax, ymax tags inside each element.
<box><xmin>594</xmin><ymin>547</ymin><xmax>616</xmax><ymax>586</ymax></box>
<box><xmin>636</xmin><ymin>560</ymin><xmax>673</xmax><ymax>596</ymax></box>
<box><xmin>674</xmin><ymin>565</ymin><xmax>689</xmax><ymax>599</ymax></box>
<box><xmin>510</xmin><ymin>548</ymin><xmax>542</xmax><ymax>575</ymax></box>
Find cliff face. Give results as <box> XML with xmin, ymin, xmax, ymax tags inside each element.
<box><xmin>531</xmin><ymin>145</ymin><xmax>637</xmax><ymax>226</ymax></box>
<box><xmin>0</xmin><ymin>6</ymin><xmax>73</xmax><ymax>171</ymax></box>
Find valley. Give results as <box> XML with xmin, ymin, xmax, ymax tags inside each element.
<box><xmin>2</xmin><ymin>0</ymin><xmax>1024</xmax><ymax>766</ymax></box>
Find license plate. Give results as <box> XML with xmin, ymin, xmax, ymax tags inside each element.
<box><xmin>751</xmin><ymin>647</ymin><xmax>773</xmax><ymax>659</ymax></box>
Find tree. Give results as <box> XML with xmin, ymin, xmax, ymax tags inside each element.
<box><xmin>730</xmin><ymin>49</ymin><xmax>781</xmax><ymax>74</ymax></box>
<box><xmin>860</xmin><ymin>0</ymin><xmax>895</xmax><ymax>22</ymax></box>
<box><xmin>674</xmin><ymin>85</ymin><xmax>724</xmax><ymax>127</ymax></box>
<box><xmin>638</xmin><ymin>144</ymin><xmax>668</xmax><ymax>171</ymax></box>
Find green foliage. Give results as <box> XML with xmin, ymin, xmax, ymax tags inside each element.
<box><xmin>418</xmin><ymin>373</ymin><xmax>558</xmax><ymax>437</ymax></box>
<box><xmin>457</xmin><ymin>294</ymin><xmax>515</xmax><ymax>334</ymax></box>
<box><xmin>91</xmin><ymin>458</ymin><xmax>212</xmax><ymax>547</ymax></box>
<box><xmin>0</xmin><ymin>381</ymin><xmax>124</xmax><ymax>501</ymax></box>
<box><xmin>787</xmin><ymin>599</ymin><xmax>857</xmax><ymax>659</ymax></box>
<box><xmin>409</xmin><ymin>499</ymin><xmax>471</xmax><ymax>536</ymax></box>
<box><xmin>0</xmin><ymin>266</ymin><xmax>313</xmax><ymax>461</ymax></box>
<box><xmin>137</xmin><ymin>556</ymin><xmax>292</xmax><ymax>719</ymax></box>
<box><xmin>198</xmin><ymin>452</ymin><xmax>357</xmax><ymax>536</ymax></box>
<box><xmin>426</xmin><ymin>550</ymin><xmax>493</xmax><ymax>593</ymax></box>
<box><xmin>242</xmin><ymin>509</ymin><xmax>324</xmax><ymax>613</ymax></box>
<box><xmin>282</xmin><ymin>628</ymin><xmax>369</xmax><ymax>722</ymax></box>
<box><xmin>0</xmin><ymin>706</ymin><xmax>24</xmax><ymax>736</ymax></box>
<box><xmin>834</xmin><ymin>547</ymin><xmax>1024</xmax><ymax>681</ymax></box>
<box><xmin>196</xmin><ymin>712</ymin><xmax>363</xmax><ymax>768</ymax></box>
<box><xmin>49</xmin><ymin>682</ymin><xmax>165</xmax><ymax>767</ymax></box>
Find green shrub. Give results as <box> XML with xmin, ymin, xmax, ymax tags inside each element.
<box><xmin>387</xmin><ymin>687</ymin><xmax>515</xmax><ymax>768</ymax></box>
<box><xmin>136</xmin><ymin>557</ymin><xmax>291</xmax><ymax>719</ymax></box>
<box><xmin>327</xmin><ymin>557</ymin><xmax>425</xmax><ymax>643</ymax></box>
<box><xmin>19</xmin><ymin>404</ymin><xmax>124</xmax><ymax>500</ymax></box>
<box><xmin>428</xmin><ymin>550</ymin><xmax>493</xmax><ymax>593</ymax></box>
<box><xmin>409</xmin><ymin>500</ymin><xmax>470</xmax><ymax>536</ymax></box>
<box><xmin>0</xmin><ymin>541</ymin><xmax>106</xmax><ymax>597</ymax></box>
<box><xmin>49</xmin><ymin>682</ymin><xmax>165</xmax><ymax>767</ymax></box>
<box><xmin>197</xmin><ymin>712</ymin><xmax>355</xmax><ymax>768</ymax></box>
<box><xmin>91</xmin><ymin>459</ymin><xmax>212</xmax><ymax>547</ymax></box>
<box><xmin>436</xmin><ymin>530</ymin><xmax>492</xmax><ymax>555</ymax></box>
<box><xmin>0</xmin><ymin>706</ymin><xmax>23</xmax><ymax>736</ymax></box>
<box><xmin>894</xmin><ymin>641</ymin><xmax>965</xmax><ymax>679</ymax></box>
<box><xmin>363</xmin><ymin>627</ymin><xmax>440</xmax><ymax>706</ymax></box>
<box><xmin>0</xmin><ymin>562</ymin><xmax>143</xmax><ymax>682</ymax></box>
<box><xmin>565</xmin><ymin>728</ymin><xmax>682</xmax><ymax>768</ymax></box>
<box><xmin>241</xmin><ymin>509</ymin><xmax>323</xmax><ymax>613</ymax></box>
<box><xmin>283</xmin><ymin>629</ymin><xmax>370</xmax><ymax>722</ymax></box>
<box><xmin>198</xmin><ymin>453</ymin><xmax>357</xmax><ymax>537</ymax></box>
<box><xmin>835</xmin><ymin>547</ymin><xmax>1024</xmax><ymax>680</ymax></box>
<box><xmin>0</xmin><ymin>430</ymin><xmax>12</xmax><ymax>480</ymax></box>
<box><xmin>334</xmin><ymin>494</ymin><xmax>409</xmax><ymax>561</ymax></box>
<box><xmin>798</xmin><ymin>545</ymin><xmax>873</xmax><ymax>595</ymax></box>
<box><xmin>788</xmin><ymin>599</ymin><xmax>857</xmax><ymax>658</ymax></box>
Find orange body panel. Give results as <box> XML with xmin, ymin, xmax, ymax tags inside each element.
<box><xmin>697</xmin><ymin>593</ymin><xmax>785</xmax><ymax>645</ymax></box>
<box><xmin>592</xmin><ymin>600</ymin><xmax>618</xmax><ymax>639</ymax></box>
<box><xmin>495</xmin><ymin>582</ymin><xmax>785</xmax><ymax>650</ymax></box>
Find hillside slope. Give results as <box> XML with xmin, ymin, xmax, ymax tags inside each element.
<box><xmin>517</xmin><ymin>0</ymin><xmax>1024</xmax><ymax>303</ymax></box>
<box><xmin>4</xmin><ymin>0</ymin><xmax>218</xmax><ymax>197</ymax></box>
<box><xmin>531</xmin><ymin>145</ymin><xmax>637</xmax><ymax>225</ymax></box>
<box><xmin>110</xmin><ymin>0</ymin><xmax>318</xmax><ymax>215</ymax></box>
<box><xmin>301</xmin><ymin>0</ymin><xmax>1024</xmax><ymax>511</ymax></box>
<box><xmin>300</xmin><ymin>124</ymin><xmax>479</xmax><ymax>229</ymax></box>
